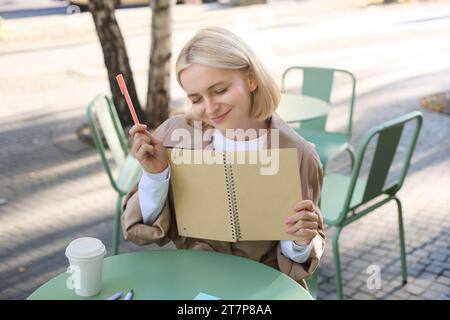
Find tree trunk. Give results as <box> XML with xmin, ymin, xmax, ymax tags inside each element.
<box><xmin>146</xmin><ymin>0</ymin><xmax>172</xmax><ymax>129</ymax></box>
<box><xmin>89</xmin><ymin>0</ymin><xmax>146</xmax><ymax>128</ymax></box>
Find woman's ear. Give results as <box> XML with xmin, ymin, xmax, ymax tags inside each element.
<box><xmin>247</xmin><ymin>70</ymin><xmax>258</xmax><ymax>92</ymax></box>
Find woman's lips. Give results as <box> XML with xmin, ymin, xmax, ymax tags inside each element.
<box><xmin>210</xmin><ymin>110</ymin><xmax>231</xmax><ymax>124</ymax></box>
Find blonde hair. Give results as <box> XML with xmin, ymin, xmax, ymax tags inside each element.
<box><xmin>175</xmin><ymin>27</ymin><xmax>280</xmax><ymax>125</ymax></box>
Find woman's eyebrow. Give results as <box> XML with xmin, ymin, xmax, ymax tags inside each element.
<box><xmin>187</xmin><ymin>81</ymin><xmax>227</xmax><ymax>97</ymax></box>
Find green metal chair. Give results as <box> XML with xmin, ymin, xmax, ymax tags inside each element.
<box><xmin>320</xmin><ymin>111</ymin><xmax>423</xmax><ymax>299</ymax></box>
<box><xmin>281</xmin><ymin>66</ymin><xmax>357</xmax><ymax>169</ymax></box>
<box><xmin>86</xmin><ymin>94</ymin><xmax>142</xmax><ymax>255</ymax></box>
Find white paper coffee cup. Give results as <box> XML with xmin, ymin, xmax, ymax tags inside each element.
<box><xmin>65</xmin><ymin>237</ymin><xmax>106</xmax><ymax>297</ymax></box>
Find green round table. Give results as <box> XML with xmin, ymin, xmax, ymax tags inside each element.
<box><xmin>277</xmin><ymin>94</ymin><xmax>330</xmax><ymax>123</ymax></box>
<box><xmin>28</xmin><ymin>250</ymin><xmax>313</xmax><ymax>300</ymax></box>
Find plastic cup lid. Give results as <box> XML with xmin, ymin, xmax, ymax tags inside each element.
<box><xmin>65</xmin><ymin>237</ymin><xmax>106</xmax><ymax>259</ymax></box>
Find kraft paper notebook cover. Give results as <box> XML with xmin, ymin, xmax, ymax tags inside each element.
<box><xmin>167</xmin><ymin>148</ymin><xmax>302</xmax><ymax>242</ymax></box>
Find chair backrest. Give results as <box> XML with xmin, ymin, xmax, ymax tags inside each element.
<box><xmin>338</xmin><ymin>111</ymin><xmax>423</xmax><ymax>222</ymax></box>
<box><xmin>281</xmin><ymin>66</ymin><xmax>356</xmax><ymax>136</ymax></box>
<box><xmin>86</xmin><ymin>94</ymin><xmax>129</xmax><ymax>192</ymax></box>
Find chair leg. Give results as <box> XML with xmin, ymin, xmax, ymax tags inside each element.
<box><xmin>305</xmin><ymin>268</ymin><xmax>319</xmax><ymax>300</ymax></box>
<box><xmin>112</xmin><ymin>196</ymin><xmax>123</xmax><ymax>256</ymax></box>
<box><xmin>332</xmin><ymin>227</ymin><xmax>344</xmax><ymax>300</ymax></box>
<box><xmin>393</xmin><ymin>197</ymin><xmax>408</xmax><ymax>285</ymax></box>
<box><xmin>345</xmin><ymin>145</ymin><xmax>355</xmax><ymax>170</ymax></box>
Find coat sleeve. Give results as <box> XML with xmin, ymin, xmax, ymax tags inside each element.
<box><xmin>120</xmin><ymin>185</ymin><xmax>174</xmax><ymax>246</ymax></box>
<box><xmin>120</xmin><ymin>119</ymin><xmax>176</xmax><ymax>246</ymax></box>
<box><xmin>276</xmin><ymin>143</ymin><xmax>325</xmax><ymax>282</ymax></box>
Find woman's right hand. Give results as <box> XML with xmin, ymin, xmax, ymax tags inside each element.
<box><xmin>129</xmin><ymin>124</ymin><xmax>168</xmax><ymax>174</ymax></box>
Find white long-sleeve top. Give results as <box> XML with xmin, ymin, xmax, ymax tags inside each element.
<box><xmin>138</xmin><ymin>129</ymin><xmax>314</xmax><ymax>263</ymax></box>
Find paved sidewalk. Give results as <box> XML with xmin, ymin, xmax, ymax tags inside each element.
<box><xmin>0</xmin><ymin>1</ymin><xmax>449</xmax><ymax>300</ymax></box>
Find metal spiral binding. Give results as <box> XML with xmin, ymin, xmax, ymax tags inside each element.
<box><xmin>223</xmin><ymin>152</ymin><xmax>241</xmax><ymax>241</ymax></box>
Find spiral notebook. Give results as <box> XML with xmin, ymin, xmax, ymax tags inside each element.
<box><xmin>167</xmin><ymin>148</ymin><xmax>302</xmax><ymax>242</ymax></box>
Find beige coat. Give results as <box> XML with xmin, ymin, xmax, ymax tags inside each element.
<box><xmin>121</xmin><ymin>113</ymin><xmax>325</xmax><ymax>290</ymax></box>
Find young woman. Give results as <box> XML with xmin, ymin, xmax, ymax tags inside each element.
<box><xmin>121</xmin><ymin>27</ymin><xmax>325</xmax><ymax>291</ymax></box>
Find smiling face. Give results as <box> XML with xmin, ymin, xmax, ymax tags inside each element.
<box><xmin>179</xmin><ymin>64</ymin><xmax>267</xmax><ymax>135</ymax></box>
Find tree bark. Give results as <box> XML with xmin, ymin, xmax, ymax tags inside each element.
<box><xmin>146</xmin><ymin>0</ymin><xmax>172</xmax><ymax>129</ymax></box>
<box><xmin>89</xmin><ymin>0</ymin><xmax>146</xmax><ymax>128</ymax></box>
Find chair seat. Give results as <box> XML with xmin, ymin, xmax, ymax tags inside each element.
<box><xmin>321</xmin><ymin>174</ymin><xmax>366</xmax><ymax>225</ymax></box>
<box><xmin>295</xmin><ymin>129</ymin><xmax>349</xmax><ymax>166</ymax></box>
<box><xmin>116</xmin><ymin>155</ymin><xmax>142</xmax><ymax>195</ymax></box>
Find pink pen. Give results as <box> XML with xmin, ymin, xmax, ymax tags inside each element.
<box><xmin>116</xmin><ymin>74</ymin><xmax>140</xmax><ymax>125</ymax></box>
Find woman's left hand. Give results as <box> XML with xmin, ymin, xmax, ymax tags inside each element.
<box><xmin>285</xmin><ymin>200</ymin><xmax>319</xmax><ymax>246</ymax></box>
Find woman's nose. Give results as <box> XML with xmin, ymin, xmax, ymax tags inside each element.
<box><xmin>204</xmin><ymin>97</ymin><xmax>220</xmax><ymax>115</ymax></box>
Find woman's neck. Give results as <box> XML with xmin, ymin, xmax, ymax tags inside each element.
<box><xmin>219</xmin><ymin>119</ymin><xmax>270</xmax><ymax>141</ymax></box>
